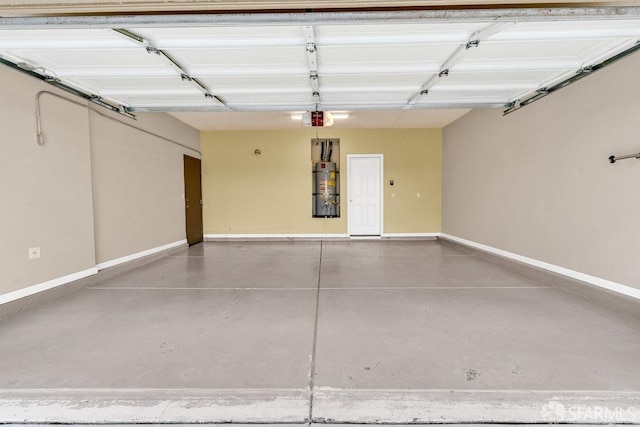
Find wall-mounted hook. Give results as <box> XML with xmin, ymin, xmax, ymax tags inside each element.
<box><xmin>254</xmin><ymin>149</ymin><xmax>261</xmax><ymax>156</ymax></box>
<box><xmin>609</xmin><ymin>151</ymin><xmax>640</xmax><ymax>164</ymax></box>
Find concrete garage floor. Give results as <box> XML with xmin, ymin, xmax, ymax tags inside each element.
<box><xmin>1</xmin><ymin>240</ymin><xmax>640</xmax><ymax>423</ymax></box>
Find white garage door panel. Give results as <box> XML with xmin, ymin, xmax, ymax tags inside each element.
<box><xmin>442</xmin><ymin>69</ymin><xmax>563</xmax><ymax>85</ymax></box>
<box><xmin>417</xmin><ymin>90</ymin><xmax>517</xmax><ymax>104</ymax></box>
<box><xmin>319</xmin><ymin>43</ymin><xmax>458</xmax><ymax>67</ymax></box>
<box><xmin>315</xmin><ymin>22</ymin><xmax>488</xmax><ymax>45</ymax></box>
<box><xmin>321</xmin><ymin>91</ymin><xmax>414</xmax><ymax>104</ymax></box>
<box><xmin>100</xmin><ymin>87</ymin><xmax>199</xmax><ymax>96</ymax></box>
<box><xmin>7</xmin><ymin>48</ymin><xmax>166</xmax><ymax>70</ymax></box>
<box><xmin>70</xmin><ymin>76</ymin><xmax>192</xmax><ymax>91</ymax></box>
<box><xmin>198</xmin><ymin>74</ymin><xmax>311</xmax><ymax>88</ymax></box>
<box><xmin>165</xmin><ymin>47</ymin><xmax>307</xmax><ymax>68</ymax></box>
<box><xmin>319</xmin><ymin>62</ymin><xmax>442</xmax><ymax>74</ymax></box>
<box><xmin>108</xmin><ymin>93</ymin><xmax>210</xmax><ymax>107</ymax></box>
<box><xmin>54</xmin><ymin>67</ymin><xmax>176</xmax><ymax>78</ymax></box>
<box><xmin>489</xmin><ymin>20</ymin><xmax>640</xmax><ymax>41</ymax></box>
<box><xmin>463</xmin><ymin>38</ymin><xmax>631</xmax><ymax>62</ymax></box>
<box><xmin>190</xmin><ymin>65</ymin><xmax>310</xmax><ymax>76</ymax></box>
<box><xmin>130</xmin><ymin>26</ymin><xmax>305</xmax><ymax>48</ymax></box>
<box><xmin>224</xmin><ymin>92</ymin><xmax>313</xmax><ymax>104</ymax></box>
<box><xmin>454</xmin><ymin>58</ymin><xmax>580</xmax><ymax>72</ymax></box>
<box><xmin>321</xmin><ymin>73</ymin><xmax>427</xmax><ymax>87</ymax></box>
<box><xmin>0</xmin><ymin>29</ymin><xmax>130</xmax><ymax>50</ymax></box>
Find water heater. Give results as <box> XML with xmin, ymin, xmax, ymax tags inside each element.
<box><xmin>313</xmin><ymin>162</ymin><xmax>340</xmax><ymax>217</ymax></box>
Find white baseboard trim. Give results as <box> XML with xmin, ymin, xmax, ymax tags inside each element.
<box><xmin>440</xmin><ymin>233</ymin><xmax>640</xmax><ymax>301</ymax></box>
<box><xmin>205</xmin><ymin>233</ymin><xmax>349</xmax><ymax>240</ymax></box>
<box><xmin>96</xmin><ymin>240</ymin><xmax>187</xmax><ymax>270</ymax></box>
<box><xmin>381</xmin><ymin>233</ymin><xmax>440</xmax><ymax>239</ymax></box>
<box><xmin>0</xmin><ymin>267</ymin><xmax>98</xmax><ymax>306</ymax></box>
<box><xmin>205</xmin><ymin>233</ymin><xmax>441</xmax><ymax>240</ymax></box>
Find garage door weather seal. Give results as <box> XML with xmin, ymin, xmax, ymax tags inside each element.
<box><xmin>1</xmin><ymin>8</ymin><xmax>640</xmax><ymax>28</ymax></box>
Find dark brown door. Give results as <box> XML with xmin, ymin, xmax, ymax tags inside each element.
<box><xmin>184</xmin><ymin>155</ymin><xmax>203</xmax><ymax>245</ymax></box>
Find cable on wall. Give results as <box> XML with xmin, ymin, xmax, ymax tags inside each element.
<box><xmin>35</xmin><ymin>91</ymin><xmax>201</xmax><ymax>155</ymax></box>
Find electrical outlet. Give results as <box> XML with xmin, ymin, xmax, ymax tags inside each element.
<box><xmin>29</xmin><ymin>247</ymin><xmax>40</xmax><ymax>259</ymax></box>
<box><xmin>391</xmin><ymin>193</ymin><xmax>396</xmax><ymax>199</ymax></box>
<box><xmin>416</xmin><ymin>192</ymin><xmax>421</xmax><ymax>198</ymax></box>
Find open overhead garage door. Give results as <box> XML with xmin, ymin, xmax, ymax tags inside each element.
<box><xmin>0</xmin><ymin>8</ymin><xmax>639</xmax><ymax>116</ymax></box>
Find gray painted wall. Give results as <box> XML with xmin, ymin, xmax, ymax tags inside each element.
<box><xmin>443</xmin><ymin>52</ymin><xmax>640</xmax><ymax>290</ymax></box>
<box><xmin>0</xmin><ymin>64</ymin><xmax>199</xmax><ymax>297</ymax></box>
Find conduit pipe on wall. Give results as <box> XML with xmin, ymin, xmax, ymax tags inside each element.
<box><xmin>35</xmin><ymin>91</ymin><xmax>86</xmax><ymax>146</ymax></box>
<box><xmin>35</xmin><ymin>91</ymin><xmax>201</xmax><ymax>155</ymax></box>
<box><xmin>320</xmin><ymin>139</ymin><xmax>333</xmax><ymax>162</ymax></box>
<box><xmin>0</xmin><ymin>55</ymin><xmax>136</xmax><ymax>122</ymax></box>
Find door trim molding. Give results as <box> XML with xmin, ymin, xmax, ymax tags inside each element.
<box><xmin>347</xmin><ymin>154</ymin><xmax>384</xmax><ymax>237</ymax></box>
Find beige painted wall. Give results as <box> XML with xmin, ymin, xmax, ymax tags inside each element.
<box><xmin>0</xmin><ymin>67</ymin><xmax>96</xmax><ymax>295</ymax></box>
<box><xmin>443</xmin><ymin>52</ymin><xmax>640</xmax><ymax>290</ymax></box>
<box><xmin>202</xmin><ymin>128</ymin><xmax>441</xmax><ymax>235</ymax></box>
<box><xmin>90</xmin><ymin>110</ymin><xmax>200</xmax><ymax>264</ymax></box>
<box><xmin>0</xmin><ymin>64</ymin><xmax>199</xmax><ymax>298</ymax></box>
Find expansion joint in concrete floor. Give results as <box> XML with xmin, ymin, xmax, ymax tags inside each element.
<box><xmin>308</xmin><ymin>241</ymin><xmax>323</xmax><ymax>424</ymax></box>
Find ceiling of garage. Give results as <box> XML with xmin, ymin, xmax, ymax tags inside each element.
<box><xmin>0</xmin><ymin>8</ymin><xmax>639</xmax><ymax>129</ymax></box>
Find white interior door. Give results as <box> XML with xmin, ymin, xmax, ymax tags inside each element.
<box><xmin>348</xmin><ymin>155</ymin><xmax>382</xmax><ymax>236</ymax></box>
